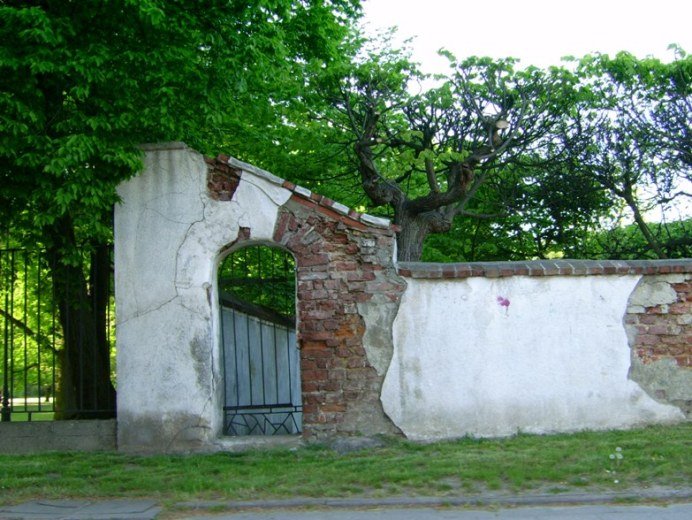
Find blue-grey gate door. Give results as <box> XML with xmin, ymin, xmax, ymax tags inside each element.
<box><xmin>221</xmin><ymin>304</ymin><xmax>302</xmax><ymax>435</ymax></box>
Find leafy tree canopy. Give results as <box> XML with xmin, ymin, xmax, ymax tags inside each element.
<box><xmin>0</xmin><ymin>0</ymin><xmax>361</xmax><ymax>251</ymax></box>
<box><xmin>284</xmin><ymin>39</ymin><xmax>690</xmax><ymax>261</ymax></box>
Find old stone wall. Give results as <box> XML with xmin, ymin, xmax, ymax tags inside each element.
<box><xmin>273</xmin><ymin>198</ymin><xmax>405</xmax><ymax>439</ymax></box>
<box><xmin>115</xmin><ymin>144</ymin><xmax>404</xmax><ymax>451</ymax></box>
<box><xmin>114</xmin><ymin>144</ymin><xmax>689</xmax><ymax>453</ymax></box>
<box><xmin>384</xmin><ymin>260</ymin><xmax>690</xmax><ymax>441</ymax></box>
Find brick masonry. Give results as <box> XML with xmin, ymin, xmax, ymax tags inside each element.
<box><xmin>270</xmin><ymin>196</ymin><xmax>406</xmax><ymax>439</ymax></box>
<box><xmin>397</xmin><ymin>259</ymin><xmax>692</xmax><ymax>278</ymax></box>
<box><xmin>625</xmin><ymin>273</ymin><xmax>691</xmax><ymax>417</ymax></box>
<box><xmin>205</xmin><ymin>155</ymin><xmax>241</xmax><ymax>201</ymax></box>
<box><xmin>205</xmin><ymin>153</ymin><xmax>407</xmax><ymax>440</ymax></box>
<box><xmin>627</xmin><ymin>278</ymin><xmax>691</xmax><ymax>368</ymax></box>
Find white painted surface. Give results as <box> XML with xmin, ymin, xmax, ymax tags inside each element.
<box><xmin>382</xmin><ymin>275</ymin><xmax>684</xmax><ymax>440</ymax></box>
<box><xmin>114</xmin><ymin>144</ymin><xmax>290</xmax><ymax>449</ymax></box>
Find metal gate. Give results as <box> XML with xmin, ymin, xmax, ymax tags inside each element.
<box><xmin>219</xmin><ymin>246</ymin><xmax>301</xmax><ymax>435</ymax></box>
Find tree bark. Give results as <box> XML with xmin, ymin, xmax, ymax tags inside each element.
<box><xmin>622</xmin><ymin>192</ymin><xmax>668</xmax><ymax>259</ymax></box>
<box><xmin>46</xmin><ymin>216</ymin><xmax>116</xmax><ymax>419</ymax></box>
<box><xmin>394</xmin><ymin>207</ymin><xmax>453</xmax><ymax>262</ymax></box>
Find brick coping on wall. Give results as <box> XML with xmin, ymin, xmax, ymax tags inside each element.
<box><xmin>397</xmin><ymin>259</ymin><xmax>692</xmax><ymax>279</ymax></box>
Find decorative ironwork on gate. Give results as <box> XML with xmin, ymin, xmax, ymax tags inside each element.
<box><xmin>219</xmin><ymin>245</ymin><xmax>301</xmax><ymax>435</ymax></box>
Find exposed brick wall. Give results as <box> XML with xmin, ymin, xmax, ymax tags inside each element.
<box><xmin>205</xmin><ymin>155</ymin><xmax>241</xmax><ymax>201</ymax></box>
<box><xmin>625</xmin><ymin>273</ymin><xmax>691</xmax><ymax>417</ymax></box>
<box><xmin>627</xmin><ymin>278</ymin><xmax>691</xmax><ymax>368</ymax></box>
<box><xmin>272</xmin><ymin>196</ymin><xmax>406</xmax><ymax>440</ymax></box>
<box><xmin>207</xmin><ymin>152</ymin><xmax>691</xmax><ymax>437</ymax></box>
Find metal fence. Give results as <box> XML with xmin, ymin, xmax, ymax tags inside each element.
<box><xmin>0</xmin><ymin>248</ymin><xmax>115</xmax><ymax>421</ymax></box>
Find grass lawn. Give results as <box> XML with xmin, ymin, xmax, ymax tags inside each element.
<box><xmin>0</xmin><ymin>423</ymin><xmax>689</xmax><ymax>507</ymax></box>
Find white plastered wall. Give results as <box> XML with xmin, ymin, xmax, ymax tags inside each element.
<box><xmin>114</xmin><ymin>143</ymin><xmax>291</xmax><ymax>451</ymax></box>
<box><xmin>381</xmin><ymin>275</ymin><xmax>684</xmax><ymax>441</ymax></box>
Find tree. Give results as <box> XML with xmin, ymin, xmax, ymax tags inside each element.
<box><xmin>0</xmin><ymin>0</ymin><xmax>361</xmax><ymax>418</ymax></box>
<box><xmin>422</xmin><ymin>160</ymin><xmax>612</xmax><ymax>261</ymax></box>
<box><xmin>561</xmin><ymin>51</ymin><xmax>691</xmax><ymax>259</ymax></box>
<box><xmin>318</xmin><ymin>47</ymin><xmax>587</xmax><ymax>261</ymax></box>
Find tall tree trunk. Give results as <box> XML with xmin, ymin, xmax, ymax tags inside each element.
<box><xmin>395</xmin><ymin>207</ymin><xmax>453</xmax><ymax>262</ymax></box>
<box><xmin>395</xmin><ymin>215</ymin><xmax>430</xmax><ymax>262</ymax></box>
<box><xmin>46</xmin><ymin>216</ymin><xmax>116</xmax><ymax>419</ymax></box>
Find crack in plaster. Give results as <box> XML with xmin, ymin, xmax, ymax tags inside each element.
<box><xmin>165</xmin><ymin>392</ymin><xmax>214</xmax><ymax>453</ymax></box>
<box><xmin>116</xmin><ymin>295</ymin><xmax>178</xmax><ymax>326</ymax></box>
<box><xmin>243</xmin><ymin>175</ymin><xmax>289</xmax><ymax>205</ymax></box>
<box><xmin>142</xmin><ymin>205</ymin><xmax>197</xmax><ymax>226</ymax></box>
<box><xmin>173</xmin><ymin>183</ymin><xmax>208</xmax><ymax>290</ymax></box>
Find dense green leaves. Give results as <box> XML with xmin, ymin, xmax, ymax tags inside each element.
<box><xmin>310</xmin><ymin>41</ymin><xmax>690</xmax><ymax>261</ymax></box>
<box><xmin>557</xmin><ymin>51</ymin><xmax>692</xmax><ymax>258</ymax></box>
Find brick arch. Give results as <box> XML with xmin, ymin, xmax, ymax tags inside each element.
<box><xmin>273</xmin><ymin>197</ymin><xmax>406</xmax><ymax>440</ymax></box>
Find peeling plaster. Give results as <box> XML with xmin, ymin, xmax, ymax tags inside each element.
<box><xmin>115</xmin><ymin>145</ymin><xmax>289</xmax><ymax>452</ymax></box>
<box><xmin>626</xmin><ymin>274</ymin><xmax>691</xmax><ymax>417</ymax></box>
<box><xmin>358</xmin><ymin>298</ymin><xmax>400</xmax><ymax>377</ymax></box>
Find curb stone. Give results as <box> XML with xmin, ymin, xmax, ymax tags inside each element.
<box><xmin>0</xmin><ymin>499</ymin><xmax>161</xmax><ymax>519</ymax></box>
<box><xmin>175</xmin><ymin>487</ymin><xmax>692</xmax><ymax>513</ymax></box>
<box><xmin>2</xmin><ymin>488</ymin><xmax>689</xmax><ymax>519</ymax></box>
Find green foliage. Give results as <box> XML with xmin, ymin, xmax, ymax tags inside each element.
<box><xmin>581</xmin><ymin>218</ymin><xmax>691</xmax><ymax>260</ymax></box>
<box><xmin>0</xmin><ymin>1</ymin><xmax>360</xmax><ymax>416</ymax></box>
<box><xmin>1</xmin><ymin>1</ymin><xmax>686</xmax><ymax>267</ymax></box>
<box><xmin>308</xmin><ymin>39</ymin><xmax>619</xmax><ymax>260</ymax></box>
<box><xmin>422</xmin><ymin>50</ymin><xmax>691</xmax><ymax>261</ymax></box>
<box><xmin>556</xmin><ymin>51</ymin><xmax>692</xmax><ymax>259</ymax></box>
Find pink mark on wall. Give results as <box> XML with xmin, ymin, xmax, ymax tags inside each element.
<box><xmin>497</xmin><ymin>296</ymin><xmax>510</xmax><ymax>315</ymax></box>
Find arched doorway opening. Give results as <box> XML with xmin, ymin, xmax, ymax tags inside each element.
<box><xmin>218</xmin><ymin>244</ymin><xmax>301</xmax><ymax>435</ymax></box>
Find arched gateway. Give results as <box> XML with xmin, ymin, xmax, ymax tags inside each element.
<box><xmin>114</xmin><ymin>143</ymin><xmax>404</xmax><ymax>452</ymax></box>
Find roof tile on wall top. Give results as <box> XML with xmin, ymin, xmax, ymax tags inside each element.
<box><xmin>223</xmin><ymin>156</ymin><xmax>393</xmax><ymax>230</ymax></box>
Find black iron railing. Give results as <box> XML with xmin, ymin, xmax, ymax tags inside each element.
<box><xmin>0</xmin><ymin>248</ymin><xmax>115</xmax><ymax>421</ymax></box>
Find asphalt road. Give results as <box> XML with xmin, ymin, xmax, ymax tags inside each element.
<box><xmin>187</xmin><ymin>503</ymin><xmax>692</xmax><ymax>519</ymax></box>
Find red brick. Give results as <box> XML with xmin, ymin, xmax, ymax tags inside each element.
<box><xmin>668</xmin><ymin>302</ymin><xmax>689</xmax><ymax>315</ymax></box>
<box><xmin>660</xmin><ymin>335</ymin><xmax>683</xmax><ymax>345</ymax></box>
<box><xmin>635</xmin><ymin>335</ymin><xmax>659</xmax><ymax>346</ymax></box>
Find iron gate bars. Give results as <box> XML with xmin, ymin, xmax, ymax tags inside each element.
<box><xmin>0</xmin><ymin>249</ymin><xmax>57</xmax><ymax>421</ymax></box>
<box><xmin>219</xmin><ymin>246</ymin><xmax>302</xmax><ymax>436</ymax></box>
<box><xmin>0</xmin><ymin>248</ymin><xmax>116</xmax><ymax>421</ymax></box>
